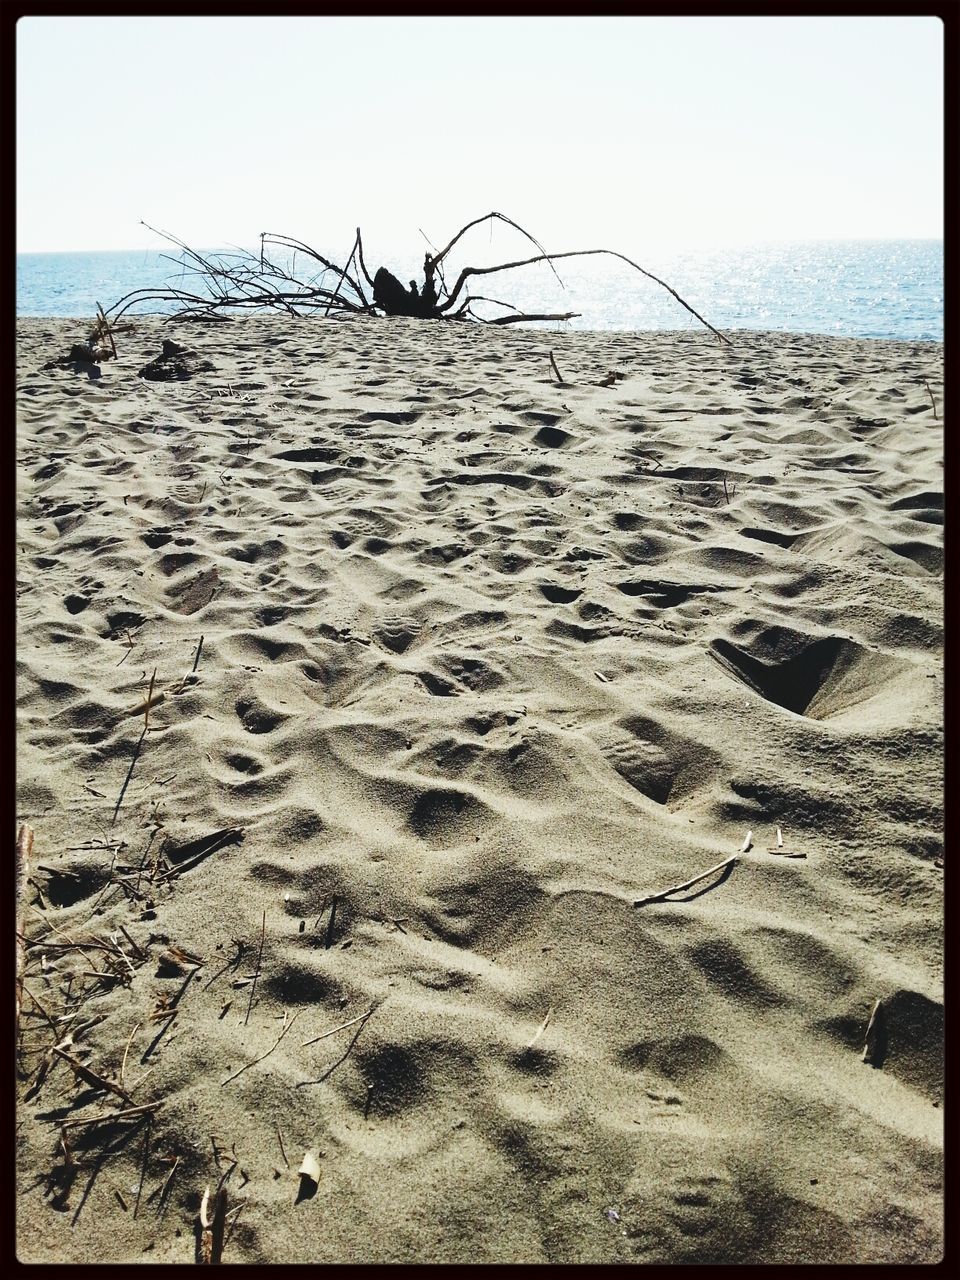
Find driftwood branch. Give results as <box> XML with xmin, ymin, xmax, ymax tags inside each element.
<box><xmin>634</xmin><ymin>854</ymin><xmax>738</xmax><ymax>907</ymax></box>
<box><xmin>439</xmin><ymin>246</ymin><xmax>730</xmax><ymax>344</ymax></box>
<box><xmin>105</xmin><ymin>212</ymin><xmax>727</xmax><ymax>341</ymax></box>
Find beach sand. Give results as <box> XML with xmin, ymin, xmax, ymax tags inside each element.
<box><xmin>16</xmin><ymin>314</ymin><xmax>943</xmax><ymax>1263</ymax></box>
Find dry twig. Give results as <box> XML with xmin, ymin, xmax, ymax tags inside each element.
<box><xmin>634</xmin><ymin>854</ymin><xmax>739</xmax><ymax>908</ymax></box>
<box><xmin>528</xmin><ymin>1007</ymin><xmax>553</xmax><ymax>1049</ymax></box>
<box><xmin>222</xmin><ymin>1010</ymin><xmax>301</xmax><ymax>1086</ymax></box>
<box><xmin>244</xmin><ymin>911</ymin><xmax>266</xmax><ymax>1026</ymax></box>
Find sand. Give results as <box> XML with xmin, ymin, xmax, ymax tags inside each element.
<box><xmin>16</xmin><ymin>313</ymin><xmax>943</xmax><ymax>1263</ymax></box>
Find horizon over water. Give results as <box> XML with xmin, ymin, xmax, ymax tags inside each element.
<box><xmin>17</xmin><ymin>239</ymin><xmax>942</xmax><ymax>342</ymax></box>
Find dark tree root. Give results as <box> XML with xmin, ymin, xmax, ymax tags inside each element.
<box><xmin>106</xmin><ymin>212</ymin><xmax>729</xmax><ymax>343</ymax></box>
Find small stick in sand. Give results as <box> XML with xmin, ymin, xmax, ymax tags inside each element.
<box><xmin>144</xmin><ymin>668</ymin><xmax>157</xmax><ymax>732</ymax></box>
<box><xmin>324</xmin><ymin>897</ymin><xmax>338</xmax><ymax>950</ymax></box>
<box><xmin>198</xmin><ymin>1178</ymin><xmax>229</xmax><ymax>1264</ymax></box>
<box><xmin>766</xmin><ymin>826</ymin><xmax>807</xmax><ymax>858</ymax></box>
<box><xmin>301</xmin><ymin>1007</ymin><xmax>376</xmax><ymax>1048</ymax></box>
<box><xmin>53</xmin><ymin>1046</ymin><xmax>135</xmax><ymax>1104</ymax></box>
<box><xmin>740</xmin><ymin>830</ymin><xmax>753</xmax><ymax>853</ymax></box>
<box><xmin>275</xmin><ymin>1122</ymin><xmax>290</xmax><ymax>1169</ymax></box>
<box><xmin>548</xmin><ymin>351</ymin><xmax>565</xmax><ymax>385</ymax></box>
<box><xmin>112</xmin><ymin>726</ymin><xmax>148</xmax><ymax>826</ymax></box>
<box><xmin>923</xmin><ymin>378</ymin><xmax>939</xmax><ymax>419</ymax></box>
<box><xmin>634</xmin><ymin>854</ymin><xmax>739</xmax><ymax>908</ymax></box>
<box><xmin>120</xmin><ymin>1021</ymin><xmax>143</xmax><ymax>1087</ymax></box>
<box><xmin>152</xmin><ymin>1155</ymin><xmax>180</xmax><ymax>1218</ymax></box>
<box><xmin>297</xmin><ymin>1001</ymin><xmax>382</xmax><ymax>1087</ymax></box>
<box><xmin>134</xmin><ymin>1114</ymin><xmax>154</xmax><ymax>1217</ymax></box>
<box><xmin>862</xmin><ymin>997</ymin><xmax>887</xmax><ymax>1066</ymax></box>
<box><xmin>192</xmin><ymin>635</ymin><xmax>205</xmax><ymax>674</ymax></box>
<box><xmin>222</xmin><ymin>1010</ymin><xmax>301</xmax><ymax>1086</ymax></box>
<box><xmin>527</xmin><ymin>1007</ymin><xmax>553</xmax><ymax>1049</ymax></box>
<box><xmin>244</xmin><ymin>911</ymin><xmax>266</xmax><ymax>1027</ymax></box>
<box><xmin>117</xmin><ymin>923</ymin><xmax>146</xmax><ymax>960</ymax></box>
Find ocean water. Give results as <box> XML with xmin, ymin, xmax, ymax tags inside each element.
<box><xmin>17</xmin><ymin>239</ymin><xmax>942</xmax><ymax>341</ymax></box>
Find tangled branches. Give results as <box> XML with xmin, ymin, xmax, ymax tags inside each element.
<box><xmin>106</xmin><ymin>212</ymin><xmax>729</xmax><ymax>343</ymax></box>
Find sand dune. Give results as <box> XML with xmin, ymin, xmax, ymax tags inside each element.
<box><xmin>16</xmin><ymin>315</ymin><xmax>942</xmax><ymax>1263</ymax></box>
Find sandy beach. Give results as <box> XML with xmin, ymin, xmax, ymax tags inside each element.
<box><xmin>16</xmin><ymin>313</ymin><xmax>943</xmax><ymax>1263</ymax></box>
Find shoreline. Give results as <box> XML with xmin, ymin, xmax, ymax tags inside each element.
<box><xmin>16</xmin><ymin>312</ymin><xmax>946</xmax><ymax>345</ymax></box>
<box><xmin>16</xmin><ymin>314</ymin><xmax>943</xmax><ymax>1263</ymax></box>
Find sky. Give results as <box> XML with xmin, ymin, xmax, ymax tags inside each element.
<box><xmin>16</xmin><ymin>15</ymin><xmax>943</xmax><ymax>257</ymax></box>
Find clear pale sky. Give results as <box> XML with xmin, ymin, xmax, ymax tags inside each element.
<box><xmin>16</xmin><ymin>15</ymin><xmax>943</xmax><ymax>255</ymax></box>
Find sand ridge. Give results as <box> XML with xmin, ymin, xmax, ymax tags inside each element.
<box><xmin>16</xmin><ymin>315</ymin><xmax>943</xmax><ymax>1263</ymax></box>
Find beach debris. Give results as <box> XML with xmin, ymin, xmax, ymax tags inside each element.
<box><xmin>604</xmin><ymin>1207</ymin><xmax>621</xmax><ymax>1224</ymax></box>
<box><xmin>42</xmin><ymin>305</ymin><xmax>124</xmax><ymax>370</ymax></box>
<box><xmin>53</xmin><ymin>1045</ymin><xmax>135</xmax><ymax>1104</ymax></box>
<box><xmin>150</xmin><ymin>1154</ymin><xmax>180</xmax><ymax>1218</ymax></box>
<box><xmin>324</xmin><ymin>896</ymin><xmax>339</xmax><ymax>949</ymax></box>
<box><xmin>740</xmin><ymin>830</ymin><xmax>753</xmax><ymax>853</ymax></box>
<box><xmin>221</xmin><ymin>1009</ymin><xmax>301</xmax><ymax>1086</ymax></box>
<box><xmin>244</xmin><ymin>910</ymin><xmax>267</xmax><ymax>1026</ymax></box>
<box><xmin>297</xmin><ymin>1001</ymin><xmax>383</xmax><ymax>1088</ymax></box>
<box><xmin>549</xmin><ymin>351</ymin><xmax>566</xmax><ymax>384</ymax></box>
<box><xmin>276</xmin><ymin>1123</ymin><xmax>290</xmax><ymax>1169</ymax></box>
<box><xmin>198</xmin><ymin>1178</ymin><xmax>229</xmax><ymax>1263</ymax></box>
<box><xmin>766</xmin><ymin>826</ymin><xmax>807</xmax><ymax>858</ymax></box>
<box><xmin>159</xmin><ymin>828</ymin><xmax>244</xmax><ymax>881</ymax></box>
<box><xmin>862</xmin><ymin>998</ymin><xmax>887</xmax><ymax>1067</ymax></box>
<box><xmin>156</xmin><ymin>945</ymin><xmax>204</xmax><ymax>978</ymax></box>
<box><xmin>528</xmin><ymin>1006</ymin><xmax>553</xmax><ymax>1049</ymax></box>
<box><xmin>594</xmin><ymin>670</ymin><xmax>611</xmax><ymax>683</ymax></box>
<box><xmin>58</xmin><ymin>1102</ymin><xmax>165</xmax><ymax>1131</ymax></box>
<box><xmin>634</xmin><ymin>854</ymin><xmax>739</xmax><ymax>908</ymax></box>
<box><xmin>138</xmin><ymin>339</ymin><xmax>215</xmax><ymax>382</ymax></box>
<box><xmin>296</xmin><ymin>1151</ymin><xmax>322</xmax><ymax>1204</ymax></box>
<box><xmin>923</xmin><ymin>377</ymin><xmax>939</xmax><ymax>419</ymax></box>
<box><xmin>106</xmin><ymin>213</ymin><xmax>730</xmax><ymax>342</ymax></box>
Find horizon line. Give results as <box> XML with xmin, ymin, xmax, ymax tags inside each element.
<box><xmin>18</xmin><ymin>234</ymin><xmax>946</xmax><ymax>256</ymax></box>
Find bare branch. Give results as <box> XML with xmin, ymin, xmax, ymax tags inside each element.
<box><xmin>432</xmin><ymin>211</ymin><xmax>565</xmax><ymax>293</ymax></box>
<box><xmin>439</xmin><ymin>247</ymin><xmax>730</xmax><ymax>344</ymax></box>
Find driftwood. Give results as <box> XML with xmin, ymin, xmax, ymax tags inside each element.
<box><xmin>634</xmin><ymin>854</ymin><xmax>738</xmax><ymax>907</ymax></box>
<box><xmin>106</xmin><ymin>212</ymin><xmax>729</xmax><ymax>342</ymax></box>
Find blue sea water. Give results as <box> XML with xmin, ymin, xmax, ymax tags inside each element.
<box><xmin>17</xmin><ymin>239</ymin><xmax>942</xmax><ymax>341</ymax></box>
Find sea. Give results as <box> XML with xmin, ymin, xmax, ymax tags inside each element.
<box><xmin>17</xmin><ymin>239</ymin><xmax>942</xmax><ymax>342</ymax></box>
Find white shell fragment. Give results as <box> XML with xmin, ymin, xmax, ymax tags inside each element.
<box><xmin>740</xmin><ymin>830</ymin><xmax>753</xmax><ymax>853</ymax></box>
<box><xmin>298</xmin><ymin>1151</ymin><xmax>321</xmax><ymax>1185</ymax></box>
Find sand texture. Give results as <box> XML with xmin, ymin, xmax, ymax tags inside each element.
<box><xmin>16</xmin><ymin>315</ymin><xmax>943</xmax><ymax>1263</ymax></box>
